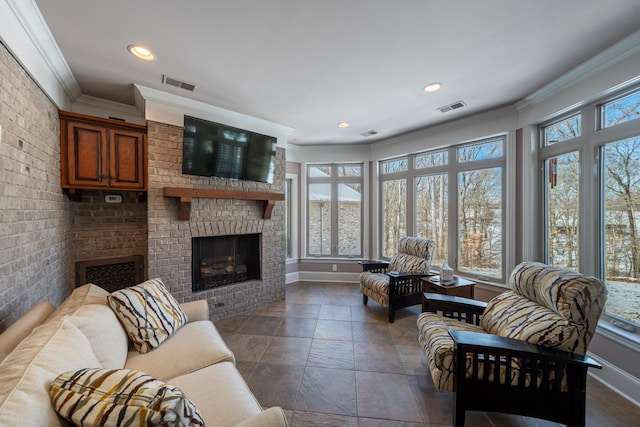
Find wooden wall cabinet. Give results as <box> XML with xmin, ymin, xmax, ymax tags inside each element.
<box><xmin>60</xmin><ymin>111</ymin><xmax>147</xmax><ymax>197</ymax></box>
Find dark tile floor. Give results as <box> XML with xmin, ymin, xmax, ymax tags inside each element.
<box><xmin>213</xmin><ymin>282</ymin><xmax>640</xmax><ymax>427</ymax></box>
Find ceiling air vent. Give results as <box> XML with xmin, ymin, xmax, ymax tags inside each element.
<box><xmin>360</xmin><ymin>130</ymin><xmax>378</xmax><ymax>137</ymax></box>
<box><xmin>437</xmin><ymin>100</ymin><xmax>466</xmax><ymax>113</ymax></box>
<box><xmin>162</xmin><ymin>75</ymin><xmax>196</xmax><ymax>92</ymax></box>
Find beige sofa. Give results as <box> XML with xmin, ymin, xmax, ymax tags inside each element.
<box><xmin>0</xmin><ymin>283</ymin><xmax>288</xmax><ymax>427</ymax></box>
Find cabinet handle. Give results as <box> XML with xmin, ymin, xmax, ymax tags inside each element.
<box><xmin>100</xmin><ymin>174</ymin><xmax>107</xmax><ymax>179</ymax></box>
<box><xmin>109</xmin><ymin>176</ymin><xmax>116</xmax><ymax>180</ymax></box>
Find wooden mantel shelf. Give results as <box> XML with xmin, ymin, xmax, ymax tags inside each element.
<box><xmin>163</xmin><ymin>187</ymin><xmax>285</xmax><ymax>220</ymax></box>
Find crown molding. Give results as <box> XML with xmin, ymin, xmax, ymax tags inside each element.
<box><xmin>516</xmin><ymin>30</ymin><xmax>640</xmax><ymax>112</ymax></box>
<box><xmin>1</xmin><ymin>0</ymin><xmax>81</xmax><ymax>108</ymax></box>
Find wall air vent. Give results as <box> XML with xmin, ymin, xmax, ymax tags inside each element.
<box><xmin>437</xmin><ymin>100</ymin><xmax>466</xmax><ymax>113</ymax></box>
<box><xmin>360</xmin><ymin>130</ymin><xmax>378</xmax><ymax>137</ymax></box>
<box><xmin>162</xmin><ymin>75</ymin><xmax>196</xmax><ymax>92</ymax></box>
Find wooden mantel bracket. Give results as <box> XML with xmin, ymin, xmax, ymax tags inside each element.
<box><xmin>162</xmin><ymin>187</ymin><xmax>285</xmax><ymax>221</ymax></box>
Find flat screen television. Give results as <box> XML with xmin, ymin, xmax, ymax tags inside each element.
<box><xmin>182</xmin><ymin>115</ymin><xmax>277</xmax><ymax>184</ymax></box>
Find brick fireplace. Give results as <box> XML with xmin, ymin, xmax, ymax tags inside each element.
<box><xmin>192</xmin><ymin>233</ymin><xmax>261</xmax><ymax>292</ymax></box>
<box><xmin>145</xmin><ymin>121</ymin><xmax>286</xmax><ymax>320</ymax></box>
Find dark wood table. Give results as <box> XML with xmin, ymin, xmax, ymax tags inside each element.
<box><xmin>420</xmin><ymin>275</ymin><xmax>475</xmax><ymax>299</ymax></box>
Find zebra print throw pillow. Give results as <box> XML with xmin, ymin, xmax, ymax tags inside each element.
<box><xmin>107</xmin><ymin>278</ymin><xmax>188</xmax><ymax>354</ymax></box>
<box><xmin>50</xmin><ymin>368</ymin><xmax>204</xmax><ymax>426</ymax></box>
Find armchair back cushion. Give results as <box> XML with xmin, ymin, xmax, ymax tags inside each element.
<box><xmin>480</xmin><ymin>261</ymin><xmax>607</xmax><ymax>355</ymax></box>
<box><xmin>387</xmin><ymin>236</ymin><xmax>435</xmax><ymax>273</ymax></box>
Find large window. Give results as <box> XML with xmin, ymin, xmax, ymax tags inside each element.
<box><xmin>541</xmin><ymin>87</ymin><xmax>640</xmax><ymax>330</ymax></box>
<box><xmin>379</xmin><ymin>137</ymin><xmax>506</xmax><ymax>280</ymax></box>
<box><xmin>602</xmin><ymin>137</ymin><xmax>640</xmax><ymax>326</ymax></box>
<box><xmin>307</xmin><ymin>163</ymin><xmax>363</xmax><ymax>257</ymax></box>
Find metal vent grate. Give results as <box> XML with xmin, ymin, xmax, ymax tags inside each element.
<box><xmin>360</xmin><ymin>130</ymin><xmax>378</xmax><ymax>137</ymax></box>
<box><xmin>437</xmin><ymin>100</ymin><xmax>466</xmax><ymax>113</ymax></box>
<box><xmin>76</xmin><ymin>255</ymin><xmax>144</xmax><ymax>292</ymax></box>
<box><xmin>162</xmin><ymin>75</ymin><xmax>196</xmax><ymax>92</ymax></box>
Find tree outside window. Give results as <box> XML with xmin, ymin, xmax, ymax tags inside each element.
<box><xmin>379</xmin><ymin>138</ymin><xmax>505</xmax><ymax>280</ymax></box>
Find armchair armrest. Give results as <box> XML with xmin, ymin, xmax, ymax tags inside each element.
<box><xmin>359</xmin><ymin>260</ymin><xmax>389</xmax><ymax>273</ymax></box>
<box><xmin>422</xmin><ymin>293</ymin><xmax>486</xmax><ymax>325</ymax></box>
<box><xmin>387</xmin><ymin>271</ymin><xmax>426</xmax><ymax>279</ymax></box>
<box><xmin>448</xmin><ymin>330</ymin><xmax>602</xmax><ymax>370</ymax></box>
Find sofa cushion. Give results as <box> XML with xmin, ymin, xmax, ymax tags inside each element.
<box><xmin>359</xmin><ymin>272</ymin><xmax>390</xmax><ymax>306</ymax></box>
<box><xmin>47</xmin><ymin>284</ymin><xmax>110</xmax><ymax>325</ymax></box>
<box><xmin>50</xmin><ymin>368</ymin><xmax>204</xmax><ymax>427</ymax></box>
<box><xmin>67</xmin><ymin>304</ymin><xmax>129</xmax><ymax>369</ymax></box>
<box><xmin>387</xmin><ymin>236</ymin><xmax>435</xmax><ymax>273</ymax></box>
<box><xmin>0</xmin><ymin>301</ymin><xmax>56</xmax><ymax>362</ymax></box>
<box><xmin>168</xmin><ymin>362</ymin><xmax>267</xmax><ymax>427</ymax></box>
<box><xmin>482</xmin><ymin>261</ymin><xmax>607</xmax><ymax>355</ymax></box>
<box><xmin>416</xmin><ymin>312</ymin><xmax>486</xmax><ymax>392</ymax></box>
<box><xmin>125</xmin><ymin>320</ymin><xmax>235</xmax><ymax>381</ymax></box>
<box><xmin>0</xmin><ymin>319</ymin><xmax>101</xmax><ymax>426</ymax></box>
<box><xmin>108</xmin><ymin>278</ymin><xmax>188</xmax><ymax>354</ymax></box>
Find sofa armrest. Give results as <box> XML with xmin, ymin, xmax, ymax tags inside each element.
<box><xmin>0</xmin><ymin>301</ymin><xmax>56</xmax><ymax>362</ymax></box>
<box><xmin>234</xmin><ymin>407</ymin><xmax>289</xmax><ymax>427</ymax></box>
<box><xmin>422</xmin><ymin>293</ymin><xmax>486</xmax><ymax>325</ymax></box>
<box><xmin>180</xmin><ymin>300</ymin><xmax>209</xmax><ymax>322</ymax></box>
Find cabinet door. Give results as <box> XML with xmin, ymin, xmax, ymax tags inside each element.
<box><xmin>109</xmin><ymin>129</ymin><xmax>145</xmax><ymax>189</ymax></box>
<box><xmin>66</xmin><ymin>122</ymin><xmax>109</xmax><ymax>187</ymax></box>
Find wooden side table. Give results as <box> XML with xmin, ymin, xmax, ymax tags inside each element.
<box><xmin>421</xmin><ymin>276</ymin><xmax>475</xmax><ymax>299</ymax></box>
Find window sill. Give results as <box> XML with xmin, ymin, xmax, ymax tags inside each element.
<box><xmin>596</xmin><ymin>317</ymin><xmax>640</xmax><ymax>351</ymax></box>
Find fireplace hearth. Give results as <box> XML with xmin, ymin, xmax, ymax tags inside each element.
<box><xmin>192</xmin><ymin>234</ymin><xmax>260</xmax><ymax>292</ymax></box>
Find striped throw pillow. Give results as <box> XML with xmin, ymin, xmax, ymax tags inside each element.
<box><xmin>108</xmin><ymin>278</ymin><xmax>188</xmax><ymax>354</ymax></box>
<box><xmin>50</xmin><ymin>368</ymin><xmax>204</xmax><ymax>427</ymax></box>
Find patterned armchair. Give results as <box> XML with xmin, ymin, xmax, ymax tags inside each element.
<box><xmin>417</xmin><ymin>261</ymin><xmax>607</xmax><ymax>427</ymax></box>
<box><xmin>360</xmin><ymin>236</ymin><xmax>435</xmax><ymax>323</ymax></box>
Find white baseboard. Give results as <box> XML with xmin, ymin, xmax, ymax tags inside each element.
<box><xmin>286</xmin><ymin>271</ymin><xmax>359</xmax><ymax>284</ymax></box>
<box><xmin>587</xmin><ymin>352</ymin><xmax>640</xmax><ymax>408</ymax></box>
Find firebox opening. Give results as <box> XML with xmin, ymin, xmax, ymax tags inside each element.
<box><xmin>192</xmin><ymin>234</ymin><xmax>261</xmax><ymax>292</ymax></box>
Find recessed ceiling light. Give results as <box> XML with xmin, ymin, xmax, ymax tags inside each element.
<box><xmin>337</xmin><ymin>122</ymin><xmax>350</xmax><ymax>128</ymax></box>
<box><xmin>424</xmin><ymin>82</ymin><xmax>442</xmax><ymax>92</ymax></box>
<box><xmin>127</xmin><ymin>44</ymin><xmax>155</xmax><ymax>61</ymax></box>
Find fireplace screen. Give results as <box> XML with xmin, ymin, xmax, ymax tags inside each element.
<box><xmin>192</xmin><ymin>234</ymin><xmax>261</xmax><ymax>292</ymax></box>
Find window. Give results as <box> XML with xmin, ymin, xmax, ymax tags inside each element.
<box><xmin>456</xmin><ymin>139</ymin><xmax>504</xmax><ymax>278</ymax></box>
<box><xmin>458</xmin><ymin>166</ymin><xmax>503</xmax><ymax>278</ymax></box>
<box><xmin>602</xmin><ymin>136</ymin><xmax>640</xmax><ymax>327</ymax></box>
<box><xmin>381</xmin><ymin>178</ymin><xmax>407</xmax><ymax>257</ymax></box>
<box><xmin>415</xmin><ymin>173</ymin><xmax>447</xmax><ymax>265</ymax></box>
<box><xmin>307</xmin><ymin>163</ymin><xmax>363</xmax><ymax>257</ymax></box>
<box><xmin>545</xmin><ymin>152</ymin><xmax>580</xmax><ymax>270</ymax></box>
<box><xmin>379</xmin><ymin>138</ymin><xmax>506</xmax><ymax>281</ymax></box>
<box><xmin>540</xmin><ymin>86</ymin><xmax>640</xmax><ymax>331</ymax></box>
<box><xmin>543</xmin><ymin>114</ymin><xmax>581</xmax><ymax>145</ymax></box>
<box><xmin>285</xmin><ymin>177</ymin><xmax>292</xmax><ymax>258</ymax></box>
<box><xmin>601</xmin><ymin>91</ymin><xmax>640</xmax><ymax>129</ymax></box>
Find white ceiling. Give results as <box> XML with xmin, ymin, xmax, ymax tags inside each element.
<box><xmin>33</xmin><ymin>0</ymin><xmax>640</xmax><ymax>145</ymax></box>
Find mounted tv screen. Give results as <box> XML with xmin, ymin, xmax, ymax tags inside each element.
<box><xmin>182</xmin><ymin>115</ymin><xmax>276</xmax><ymax>184</ymax></box>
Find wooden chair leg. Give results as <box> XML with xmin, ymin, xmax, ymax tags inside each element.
<box><xmin>388</xmin><ymin>306</ymin><xmax>395</xmax><ymax>323</ymax></box>
<box><xmin>362</xmin><ymin>294</ymin><xmax>368</xmax><ymax>305</ymax></box>
<box><xmin>454</xmin><ymin>393</ymin><xmax>466</xmax><ymax>427</ymax></box>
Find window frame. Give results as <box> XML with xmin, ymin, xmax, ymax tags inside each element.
<box><xmin>378</xmin><ymin>136</ymin><xmax>508</xmax><ymax>282</ymax></box>
<box><xmin>305</xmin><ymin>162</ymin><xmax>364</xmax><ymax>258</ymax></box>
<box><xmin>539</xmin><ymin>85</ymin><xmax>640</xmax><ymax>335</ymax></box>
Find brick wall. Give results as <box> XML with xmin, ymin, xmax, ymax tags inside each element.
<box><xmin>69</xmin><ymin>190</ymin><xmax>147</xmax><ymax>271</ymax></box>
<box><xmin>146</xmin><ymin>121</ymin><xmax>286</xmax><ymax>319</ymax></box>
<box><xmin>0</xmin><ymin>42</ymin><xmax>73</xmax><ymax>329</ymax></box>
<box><xmin>0</xmin><ymin>39</ymin><xmax>284</xmax><ymax>328</ymax></box>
